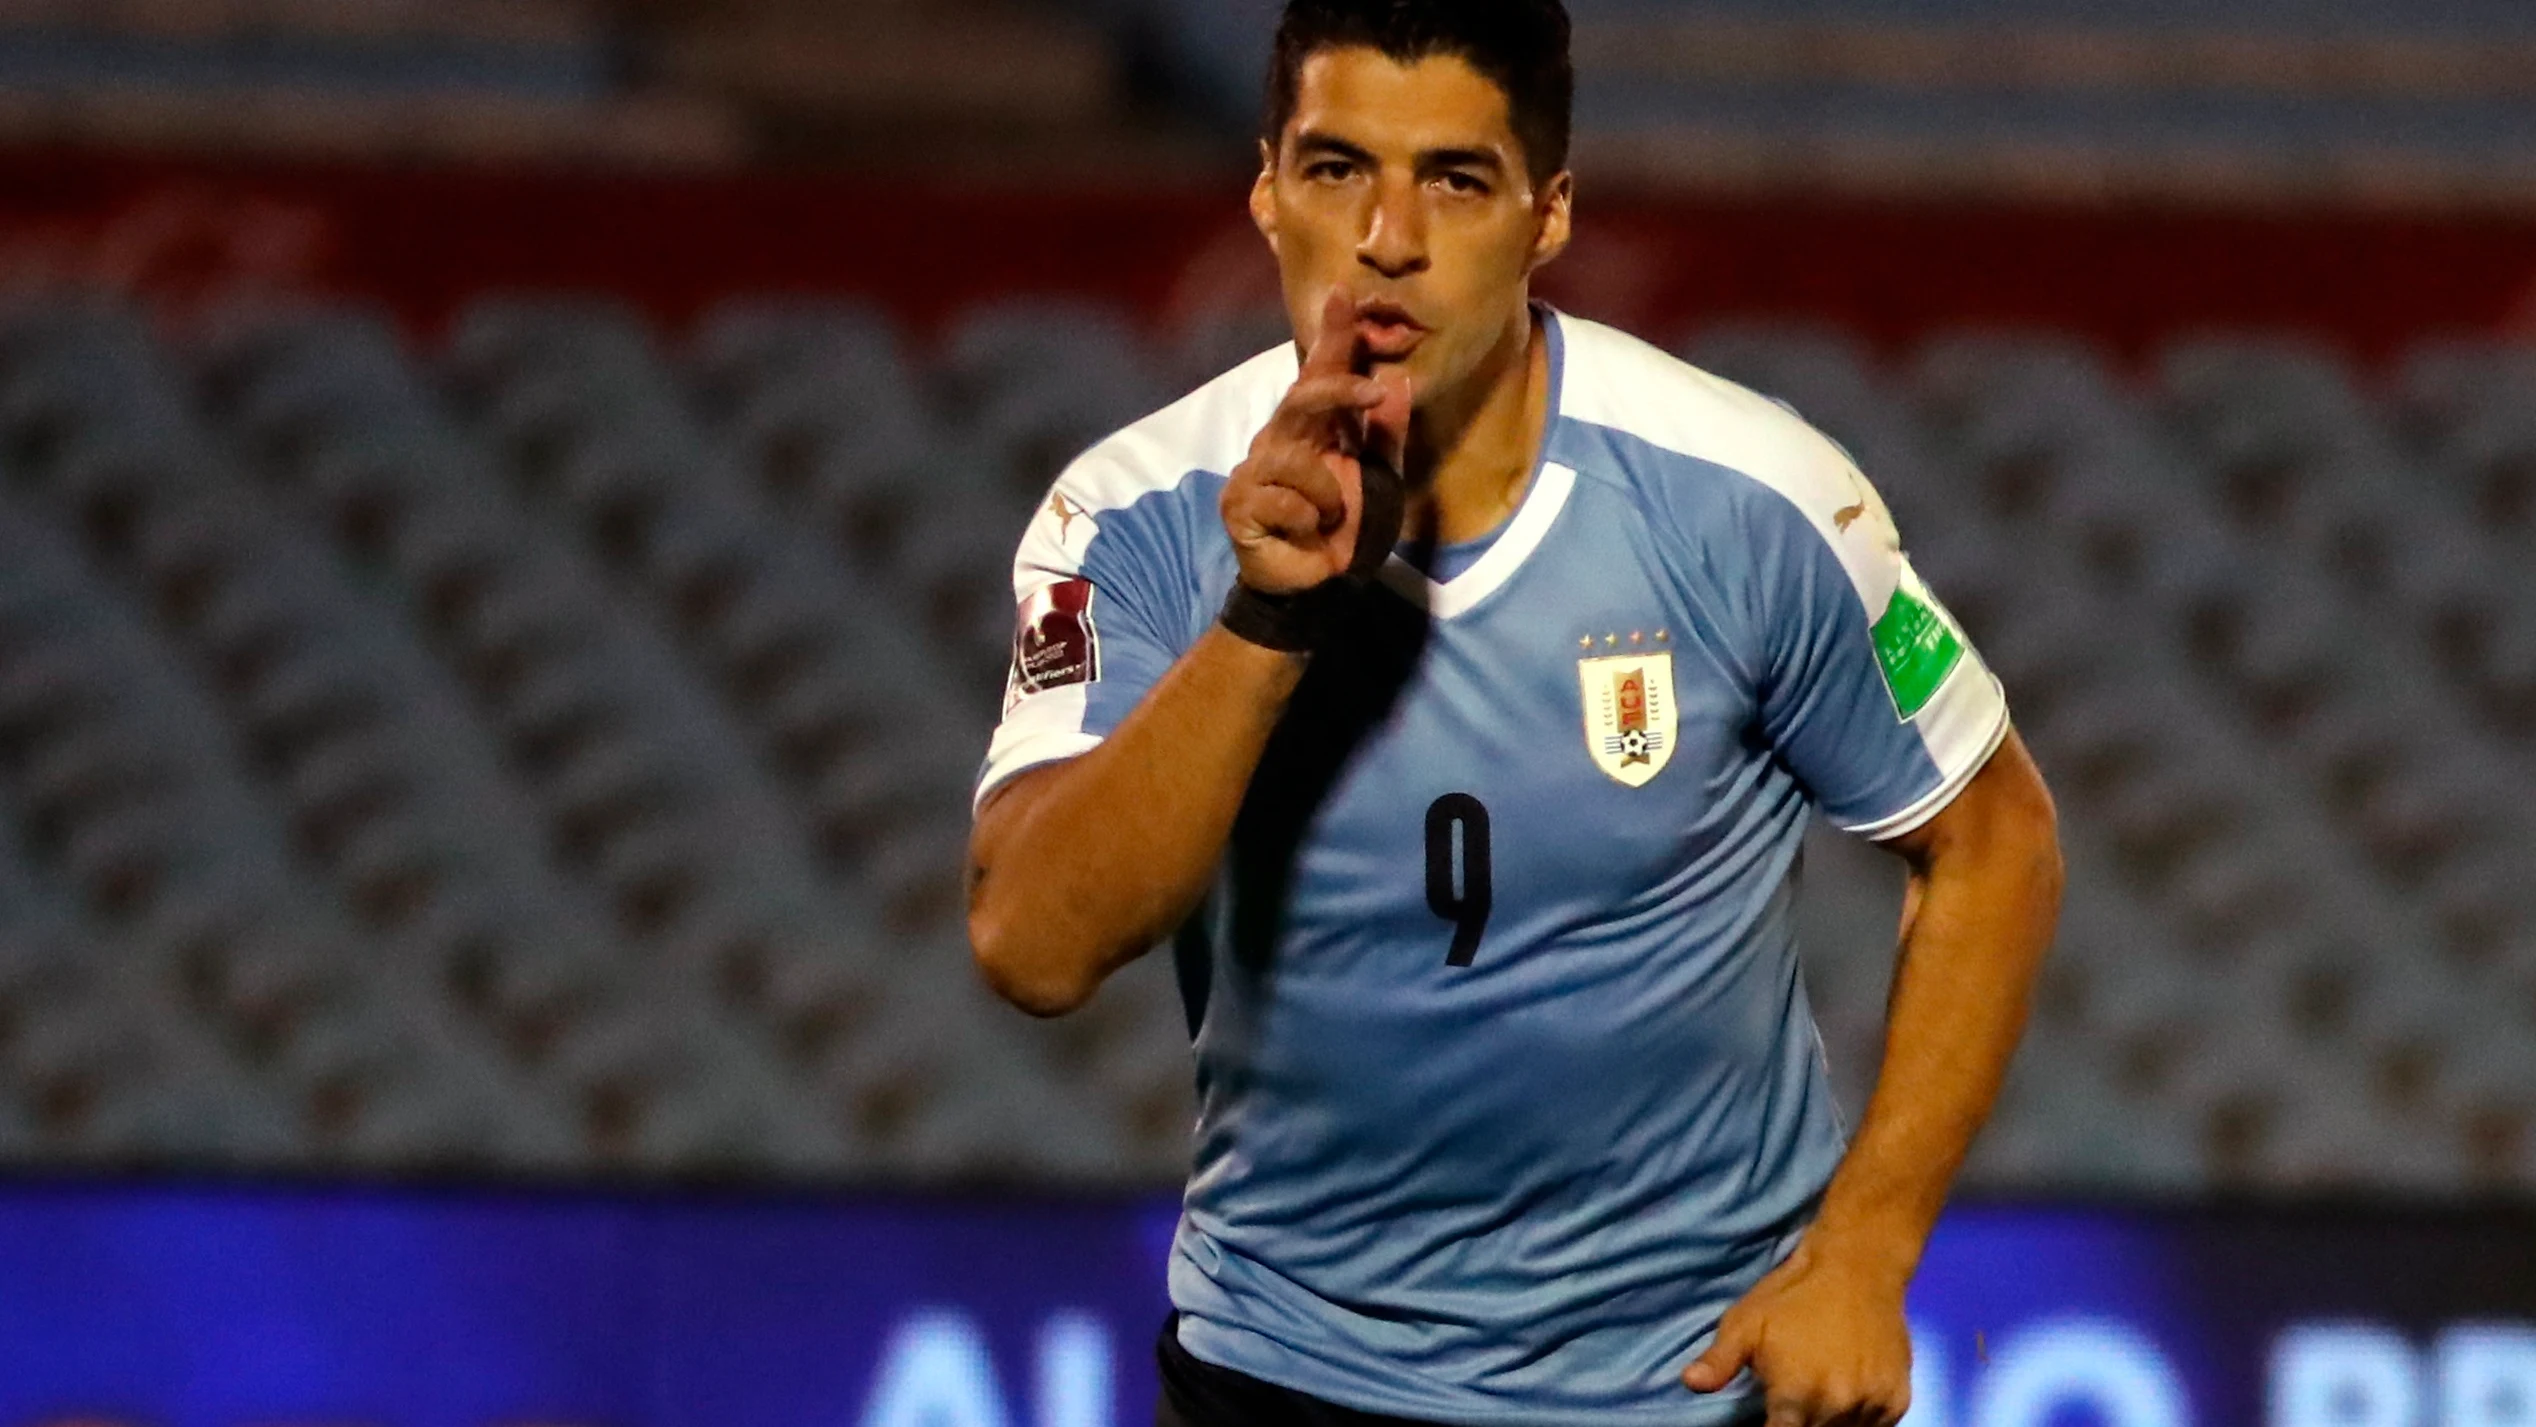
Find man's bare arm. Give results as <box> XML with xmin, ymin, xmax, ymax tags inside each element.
<box><xmin>1686</xmin><ymin>727</ymin><xmax>2062</xmax><ymax>1424</ymax></box>
<box><xmin>1810</xmin><ymin>725</ymin><xmax>2061</xmax><ymax>1275</ymax></box>
<box><xmin>967</xmin><ymin>629</ymin><xmax>1303</xmax><ymax>1017</ymax></box>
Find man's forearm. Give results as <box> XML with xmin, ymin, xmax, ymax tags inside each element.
<box><xmin>967</xmin><ymin>626</ymin><xmax>1304</xmax><ymax>1016</ymax></box>
<box><xmin>1807</xmin><ymin>739</ymin><xmax>2064</xmax><ymax>1280</ymax></box>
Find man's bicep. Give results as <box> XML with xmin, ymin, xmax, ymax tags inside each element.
<box><xmin>969</xmin><ymin>756</ymin><xmax>1079</xmax><ymax>876</ymax></box>
<box><xmin>1876</xmin><ymin>725</ymin><xmax>2047</xmax><ymax>867</ymax></box>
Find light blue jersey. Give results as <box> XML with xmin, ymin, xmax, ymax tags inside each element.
<box><xmin>976</xmin><ymin>309</ymin><xmax>2010</xmax><ymax>1425</ymax></box>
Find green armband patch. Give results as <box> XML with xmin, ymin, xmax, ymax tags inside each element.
<box><xmin>1871</xmin><ymin>579</ymin><xmax>1965</xmax><ymax>721</ymax></box>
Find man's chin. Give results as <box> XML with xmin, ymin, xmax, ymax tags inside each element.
<box><xmin>1378</xmin><ymin>348</ymin><xmax>1461</xmax><ymax>406</ymax></box>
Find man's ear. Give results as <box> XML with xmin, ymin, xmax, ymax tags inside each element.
<box><xmin>1250</xmin><ymin>139</ymin><xmax>1281</xmax><ymax>256</ymax></box>
<box><xmin>1528</xmin><ymin>170</ymin><xmax>1575</xmax><ymax>273</ymax></box>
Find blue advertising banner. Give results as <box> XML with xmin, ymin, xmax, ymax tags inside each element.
<box><xmin>0</xmin><ymin>1181</ymin><xmax>2528</xmax><ymax>1427</ymax></box>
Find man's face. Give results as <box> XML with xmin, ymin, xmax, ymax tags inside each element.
<box><xmin>1252</xmin><ymin>47</ymin><xmax>1571</xmax><ymax>411</ymax></box>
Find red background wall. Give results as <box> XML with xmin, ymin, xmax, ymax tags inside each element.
<box><xmin>6</xmin><ymin>152</ymin><xmax>2534</xmax><ymax>360</ymax></box>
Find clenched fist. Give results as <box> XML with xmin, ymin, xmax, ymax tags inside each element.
<box><xmin>1221</xmin><ymin>290</ymin><xmax>1414</xmax><ymax>595</ymax></box>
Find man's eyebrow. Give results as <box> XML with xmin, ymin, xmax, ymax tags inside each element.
<box><xmin>1418</xmin><ymin>146</ymin><xmax>1506</xmax><ymax>172</ymax></box>
<box><xmin>1291</xmin><ymin>132</ymin><xmax>1510</xmax><ymax>174</ymax></box>
<box><xmin>1291</xmin><ymin>130</ymin><xmax>1377</xmax><ymax>165</ymax></box>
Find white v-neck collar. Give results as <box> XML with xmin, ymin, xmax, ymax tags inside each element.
<box><xmin>1376</xmin><ymin>462</ymin><xmax>1576</xmax><ymax>619</ymax></box>
<box><xmin>1372</xmin><ymin>305</ymin><xmax>1574</xmax><ymax>622</ymax></box>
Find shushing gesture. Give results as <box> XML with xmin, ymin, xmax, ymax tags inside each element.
<box><xmin>1221</xmin><ymin>290</ymin><xmax>1414</xmax><ymax>595</ymax></box>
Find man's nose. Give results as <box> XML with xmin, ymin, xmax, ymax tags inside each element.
<box><xmin>1357</xmin><ymin>175</ymin><xmax>1429</xmax><ymax>279</ymax></box>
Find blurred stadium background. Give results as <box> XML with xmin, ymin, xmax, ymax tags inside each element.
<box><xmin>2</xmin><ymin>1</ymin><xmax>2535</xmax><ymax>1424</ymax></box>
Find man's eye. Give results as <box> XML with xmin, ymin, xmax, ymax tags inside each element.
<box><xmin>1439</xmin><ymin>172</ymin><xmax>1488</xmax><ymax>195</ymax></box>
<box><xmin>1308</xmin><ymin>161</ymin><xmax>1355</xmax><ymax>181</ymax></box>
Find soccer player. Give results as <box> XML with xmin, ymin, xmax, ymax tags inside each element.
<box><xmin>965</xmin><ymin>2</ymin><xmax>2064</xmax><ymax>1423</ymax></box>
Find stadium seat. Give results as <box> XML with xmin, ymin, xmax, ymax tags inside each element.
<box><xmin>940</xmin><ymin>298</ymin><xmax>1172</xmax><ymax>492</ymax></box>
<box><xmin>693</xmin><ymin>302</ymin><xmax>944</xmax><ymax>503</ymax></box>
<box><xmin>694</xmin><ymin>300</ymin><xmax>915</xmax><ymax>413</ymax></box>
<box><xmin>1168</xmin><ymin>304</ymin><xmax>1293</xmax><ymax>395</ymax></box>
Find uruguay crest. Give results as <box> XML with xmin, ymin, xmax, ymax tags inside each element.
<box><xmin>1579</xmin><ymin>651</ymin><xmax>1676</xmax><ymax>787</ymax></box>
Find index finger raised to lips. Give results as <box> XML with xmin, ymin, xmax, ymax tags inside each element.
<box><xmin>1300</xmin><ymin>289</ymin><xmax>1363</xmax><ymax>378</ymax></box>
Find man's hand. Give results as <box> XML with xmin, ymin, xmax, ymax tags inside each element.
<box><xmin>1681</xmin><ymin>1237</ymin><xmax>1913</xmax><ymax>1426</ymax></box>
<box><xmin>1221</xmin><ymin>290</ymin><xmax>1413</xmax><ymax>593</ymax></box>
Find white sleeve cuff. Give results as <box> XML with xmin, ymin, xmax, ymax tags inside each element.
<box><xmin>1843</xmin><ymin>682</ymin><xmax>2012</xmax><ymax>842</ymax></box>
<box><xmin>972</xmin><ymin>730</ymin><xmax>1102</xmax><ymax>813</ymax></box>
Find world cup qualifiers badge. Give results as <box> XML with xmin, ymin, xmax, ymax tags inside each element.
<box><xmin>1007</xmin><ymin>578</ymin><xmax>1100</xmax><ymax>713</ymax></box>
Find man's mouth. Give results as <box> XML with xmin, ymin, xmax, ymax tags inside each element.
<box><xmin>1353</xmin><ymin>300</ymin><xmax>1427</xmax><ymax>361</ymax></box>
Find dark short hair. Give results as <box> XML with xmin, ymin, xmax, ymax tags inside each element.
<box><xmin>1262</xmin><ymin>0</ymin><xmax>1574</xmax><ymax>184</ymax></box>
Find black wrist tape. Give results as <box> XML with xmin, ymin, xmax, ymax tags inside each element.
<box><xmin>1220</xmin><ymin>449</ymin><xmax>1407</xmax><ymax>651</ymax></box>
<box><xmin>1219</xmin><ymin>582</ymin><xmax>1327</xmax><ymax>652</ymax></box>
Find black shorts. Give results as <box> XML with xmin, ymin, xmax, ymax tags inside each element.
<box><xmin>1152</xmin><ymin>1313</ymin><xmax>1764</xmax><ymax>1427</ymax></box>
